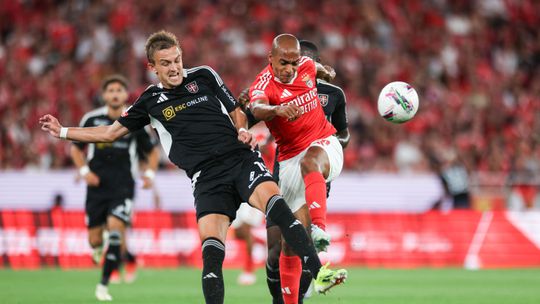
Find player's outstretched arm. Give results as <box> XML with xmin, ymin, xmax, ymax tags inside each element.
<box><xmin>39</xmin><ymin>114</ymin><xmax>129</xmax><ymax>143</ymax></box>
<box><xmin>250</xmin><ymin>98</ymin><xmax>302</xmax><ymax>122</ymax></box>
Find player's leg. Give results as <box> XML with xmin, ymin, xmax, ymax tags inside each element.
<box><xmin>301</xmin><ymin>136</ymin><xmax>343</xmax><ymax>252</ymax></box>
<box><xmin>198</xmin><ymin>213</ymin><xmax>230</xmax><ymax>304</ymax></box>
<box><xmin>265</xmin><ymin>223</ymin><xmax>284</xmax><ymax>304</ymax></box>
<box><xmin>278</xmin><ymin>204</ymin><xmax>311</xmax><ymax>304</ymax></box>
<box><xmin>234</xmin><ymin>222</ymin><xmax>256</xmax><ymax>285</ymax></box>
<box><xmin>100</xmin><ymin>216</ymin><xmax>126</xmax><ymax>287</ymax></box>
<box><xmin>88</xmin><ymin>226</ymin><xmax>104</xmax><ymax>264</ymax></box>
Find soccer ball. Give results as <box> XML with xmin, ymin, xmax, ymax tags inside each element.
<box><xmin>377</xmin><ymin>81</ymin><xmax>419</xmax><ymax>123</ymax></box>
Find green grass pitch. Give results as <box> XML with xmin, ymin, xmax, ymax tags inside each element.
<box><xmin>1</xmin><ymin>267</ymin><xmax>539</xmax><ymax>303</ymax></box>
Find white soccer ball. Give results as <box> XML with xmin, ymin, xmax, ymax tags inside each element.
<box><xmin>377</xmin><ymin>81</ymin><xmax>419</xmax><ymax>123</ymax></box>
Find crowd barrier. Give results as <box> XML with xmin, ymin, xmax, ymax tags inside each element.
<box><xmin>1</xmin><ymin>209</ymin><xmax>539</xmax><ymax>269</ymax></box>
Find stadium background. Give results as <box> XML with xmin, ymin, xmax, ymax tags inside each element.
<box><xmin>1</xmin><ymin>0</ymin><xmax>540</xmax><ymax>303</ymax></box>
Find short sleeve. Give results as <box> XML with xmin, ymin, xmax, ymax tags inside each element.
<box><xmin>118</xmin><ymin>96</ymin><xmax>150</xmax><ymax>132</ymax></box>
<box><xmin>331</xmin><ymin>89</ymin><xmax>348</xmax><ymax>132</ymax></box>
<box><xmin>248</xmin><ymin>70</ymin><xmax>271</xmax><ymax>103</ymax></box>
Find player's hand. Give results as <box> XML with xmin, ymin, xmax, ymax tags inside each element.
<box><xmin>141</xmin><ymin>176</ymin><xmax>154</xmax><ymax>189</ymax></box>
<box><xmin>237</xmin><ymin>88</ymin><xmax>251</xmax><ymax>110</ymax></box>
<box><xmin>238</xmin><ymin>128</ymin><xmax>257</xmax><ymax>149</ymax></box>
<box><xmin>323</xmin><ymin>65</ymin><xmax>336</xmax><ymax>82</ymax></box>
<box><xmin>39</xmin><ymin>114</ymin><xmax>62</xmax><ymax>138</ymax></box>
<box><xmin>84</xmin><ymin>171</ymin><xmax>100</xmax><ymax>187</ymax></box>
<box><xmin>276</xmin><ymin>104</ymin><xmax>302</xmax><ymax>121</ymax></box>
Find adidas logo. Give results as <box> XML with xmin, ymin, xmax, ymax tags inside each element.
<box><xmin>280</xmin><ymin>89</ymin><xmax>293</xmax><ymax>99</ymax></box>
<box><xmin>309</xmin><ymin>201</ymin><xmax>321</xmax><ymax>209</ymax></box>
<box><xmin>203</xmin><ymin>272</ymin><xmax>218</xmax><ymax>279</ymax></box>
<box><xmin>157</xmin><ymin>93</ymin><xmax>169</xmax><ymax>103</ymax></box>
<box><xmin>281</xmin><ymin>287</ymin><xmax>291</xmax><ymax>294</ymax></box>
<box><xmin>289</xmin><ymin>219</ymin><xmax>301</xmax><ymax>228</ymax></box>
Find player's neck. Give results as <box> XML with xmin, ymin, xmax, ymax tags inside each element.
<box><xmin>107</xmin><ymin>106</ymin><xmax>124</xmax><ymax>120</ymax></box>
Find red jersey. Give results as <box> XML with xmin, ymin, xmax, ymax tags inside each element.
<box><xmin>249</xmin><ymin>56</ymin><xmax>336</xmax><ymax>161</ymax></box>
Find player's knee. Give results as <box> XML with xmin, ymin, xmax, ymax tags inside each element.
<box><xmin>88</xmin><ymin>234</ymin><xmax>103</xmax><ymax>248</ymax></box>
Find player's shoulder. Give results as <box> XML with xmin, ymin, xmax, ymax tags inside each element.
<box><xmin>316</xmin><ymin>79</ymin><xmax>346</xmax><ymax>97</ymax></box>
<box><xmin>299</xmin><ymin>56</ymin><xmax>314</xmax><ymax>66</ymax></box>
<box><xmin>251</xmin><ymin>65</ymin><xmax>273</xmax><ymax>91</ymax></box>
<box><xmin>184</xmin><ymin>65</ymin><xmax>223</xmax><ymax>85</ymax></box>
<box><xmin>80</xmin><ymin>106</ymin><xmax>108</xmax><ymax>124</ymax></box>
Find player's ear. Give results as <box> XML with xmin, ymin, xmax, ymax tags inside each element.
<box><xmin>268</xmin><ymin>52</ymin><xmax>273</xmax><ymax>65</ymax></box>
<box><xmin>147</xmin><ymin>62</ymin><xmax>157</xmax><ymax>75</ymax></box>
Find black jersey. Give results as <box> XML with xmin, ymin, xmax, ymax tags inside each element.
<box><xmin>74</xmin><ymin>106</ymin><xmax>157</xmax><ymax>198</ymax></box>
<box><xmin>118</xmin><ymin>66</ymin><xmax>249</xmax><ymax>178</ymax></box>
<box><xmin>316</xmin><ymin>79</ymin><xmax>348</xmax><ymax>132</ymax></box>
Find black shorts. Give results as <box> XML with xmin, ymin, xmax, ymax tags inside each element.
<box><xmin>193</xmin><ymin>150</ymin><xmax>275</xmax><ymax>222</ymax></box>
<box><xmin>85</xmin><ymin>196</ymin><xmax>134</xmax><ymax>228</ymax></box>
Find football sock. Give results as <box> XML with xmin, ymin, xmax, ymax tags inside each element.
<box><xmin>279</xmin><ymin>254</ymin><xmax>302</xmax><ymax>304</ymax></box>
<box><xmin>266</xmin><ymin>261</ymin><xmax>284</xmax><ymax>304</ymax></box>
<box><xmin>304</xmin><ymin>172</ymin><xmax>327</xmax><ymax>230</ymax></box>
<box><xmin>100</xmin><ymin>230</ymin><xmax>122</xmax><ymax>285</ymax></box>
<box><xmin>298</xmin><ymin>269</ymin><xmax>312</xmax><ymax>302</ymax></box>
<box><xmin>265</xmin><ymin>195</ymin><xmax>322</xmax><ymax>278</ymax></box>
<box><xmin>245</xmin><ymin>246</ymin><xmax>254</xmax><ymax>273</ymax></box>
<box><xmin>201</xmin><ymin>237</ymin><xmax>225</xmax><ymax>304</ymax></box>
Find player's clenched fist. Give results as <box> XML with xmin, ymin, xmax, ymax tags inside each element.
<box><xmin>237</xmin><ymin>128</ymin><xmax>257</xmax><ymax>149</ymax></box>
<box><xmin>276</xmin><ymin>104</ymin><xmax>302</xmax><ymax>121</ymax></box>
<box><xmin>39</xmin><ymin>114</ymin><xmax>62</xmax><ymax>138</ymax></box>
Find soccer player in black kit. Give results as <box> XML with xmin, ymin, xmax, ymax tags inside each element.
<box><xmin>70</xmin><ymin>75</ymin><xmax>160</xmax><ymax>301</ymax></box>
<box><xmin>39</xmin><ymin>30</ymin><xmax>346</xmax><ymax>303</ymax></box>
<box><xmin>238</xmin><ymin>40</ymin><xmax>350</xmax><ymax>304</ymax></box>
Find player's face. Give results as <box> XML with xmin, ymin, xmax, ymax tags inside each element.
<box><xmin>270</xmin><ymin>49</ymin><xmax>301</xmax><ymax>83</ymax></box>
<box><xmin>149</xmin><ymin>46</ymin><xmax>184</xmax><ymax>89</ymax></box>
<box><xmin>103</xmin><ymin>82</ymin><xmax>128</xmax><ymax>110</ymax></box>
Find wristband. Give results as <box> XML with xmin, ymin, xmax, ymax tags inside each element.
<box><xmin>79</xmin><ymin>165</ymin><xmax>90</xmax><ymax>177</ymax></box>
<box><xmin>59</xmin><ymin>127</ymin><xmax>68</xmax><ymax>139</ymax></box>
<box><xmin>144</xmin><ymin>169</ymin><xmax>156</xmax><ymax>180</ymax></box>
<box><xmin>238</xmin><ymin>127</ymin><xmax>248</xmax><ymax>133</ymax></box>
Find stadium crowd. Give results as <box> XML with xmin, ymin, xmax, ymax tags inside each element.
<box><xmin>1</xmin><ymin>0</ymin><xmax>539</xmax><ymax>177</ymax></box>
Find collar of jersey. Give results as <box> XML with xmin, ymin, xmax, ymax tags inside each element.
<box><xmin>157</xmin><ymin>69</ymin><xmax>188</xmax><ymax>89</ymax></box>
<box><xmin>269</xmin><ymin>65</ymin><xmax>298</xmax><ymax>85</ymax></box>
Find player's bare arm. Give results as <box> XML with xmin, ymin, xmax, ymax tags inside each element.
<box><xmin>335</xmin><ymin>128</ymin><xmax>350</xmax><ymax>148</ymax></box>
<box><xmin>70</xmin><ymin>145</ymin><xmax>100</xmax><ymax>186</ymax></box>
<box><xmin>250</xmin><ymin>98</ymin><xmax>302</xmax><ymax>122</ymax></box>
<box><xmin>39</xmin><ymin>114</ymin><xmax>129</xmax><ymax>142</ymax></box>
<box><xmin>229</xmin><ymin>107</ymin><xmax>257</xmax><ymax>149</ymax></box>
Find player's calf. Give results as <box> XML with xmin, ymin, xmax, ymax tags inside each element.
<box><xmin>201</xmin><ymin>237</ymin><xmax>225</xmax><ymax>304</ymax></box>
<box><xmin>100</xmin><ymin>230</ymin><xmax>122</xmax><ymax>286</ymax></box>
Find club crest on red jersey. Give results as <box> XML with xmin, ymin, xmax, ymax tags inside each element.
<box><xmin>185</xmin><ymin>81</ymin><xmax>199</xmax><ymax>94</ymax></box>
<box><xmin>302</xmin><ymin>73</ymin><xmax>313</xmax><ymax>88</ymax></box>
<box><xmin>318</xmin><ymin>94</ymin><xmax>329</xmax><ymax>107</ymax></box>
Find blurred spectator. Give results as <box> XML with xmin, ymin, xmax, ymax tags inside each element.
<box><xmin>0</xmin><ymin>0</ymin><xmax>539</xmax><ymax>182</ymax></box>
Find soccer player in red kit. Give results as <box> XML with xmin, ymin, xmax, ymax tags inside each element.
<box><xmin>249</xmin><ymin>34</ymin><xmax>344</xmax><ymax>304</ymax></box>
